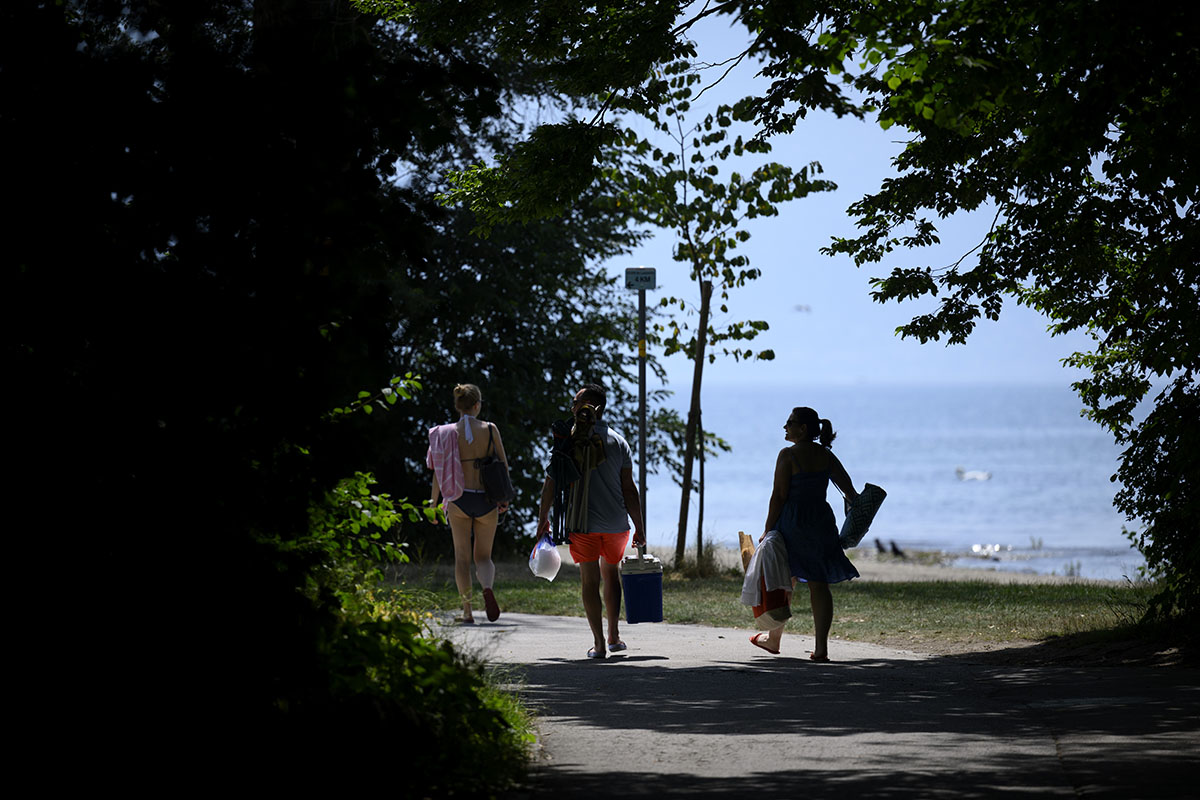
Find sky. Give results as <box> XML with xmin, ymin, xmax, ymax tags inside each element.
<box><xmin>601</xmin><ymin>12</ymin><xmax>1097</xmax><ymax>394</ymax></box>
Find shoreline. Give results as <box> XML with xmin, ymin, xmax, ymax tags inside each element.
<box><xmin>641</xmin><ymin>544</ymin><xmax>1132</xmax><ymax>585</ymax></box>
<box><xmin>395</xmin><ymin>545</ymin><xmax>1135</xmax><ymax>586</ymax></box>
<box><xmin>684</xmin><ymin>545</ymin><xmax>1135</xmax><ymax>585</ymax></box>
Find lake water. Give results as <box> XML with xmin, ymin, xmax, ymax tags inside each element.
<box><xmin>640</xmin><ymin>383</ymin><xmax>1147</xmax><ymax>581</ymax></box>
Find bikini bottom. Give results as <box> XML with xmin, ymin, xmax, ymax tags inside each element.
<box><xmin>452</xmin><ymin>489</ymin><xmax>498</xmax><ymax>519</ymax></box>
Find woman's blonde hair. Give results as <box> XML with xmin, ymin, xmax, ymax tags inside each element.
<box><xmin>453</xmin><ymin>383</ymin><xmax>482</xmax><ymax>412</ymax></box>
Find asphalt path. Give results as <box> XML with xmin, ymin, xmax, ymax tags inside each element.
<box><xmin>445</xmin><ymin>613</ymin><xmax>1199</xmax><ymax>799</ymax></box>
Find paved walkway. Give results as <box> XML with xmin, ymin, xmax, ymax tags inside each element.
<box><xmin>446</xmin><ymin>613</ymin><xmax>1199</xmax><ymax>798</ymax></box>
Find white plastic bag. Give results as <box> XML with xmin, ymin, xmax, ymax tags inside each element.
<box><xmin>528</xmin><ymin>535</ymin><xmax>562</xmax><ymax>581</ymax></box>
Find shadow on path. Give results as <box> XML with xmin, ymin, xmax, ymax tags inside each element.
<box><xmin>490</xmin><ymin>631</ymin><xmax>1199</xmax><ymax>798</ymax></box>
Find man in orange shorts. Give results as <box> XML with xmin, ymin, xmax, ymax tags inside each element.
<box><xmin>538</xmin><ymin>384</ymin><xmax>646</xmax><ymax>659</ymax></box>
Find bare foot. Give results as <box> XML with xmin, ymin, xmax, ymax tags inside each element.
<box><xmin>750</xmin><ymin>633</ymin><xmax>780</xmax><ymax>655</ymax></box>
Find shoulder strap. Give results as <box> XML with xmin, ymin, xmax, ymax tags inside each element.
<box><xmin>458</xmin><ymin>420</ymin><xmax>496</xmax><ymax>463</ymax></box>
<box><xmin>472</xmin><ymin>423</ymin><xmax>497</xmax><ymax>469</ymax></box>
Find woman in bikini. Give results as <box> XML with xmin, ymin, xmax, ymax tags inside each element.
<box><xmin>428</xmin><ymin>383</ymin><xmax>510</xmax><ymax>623</ymax></box>
<box><xmin>750</xmin><ymin>406</ymin><xmax>860</xmax><ymax>660</ymax></box>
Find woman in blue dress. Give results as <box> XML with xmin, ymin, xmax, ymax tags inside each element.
<box><xmin>750</xmin><ymin>406</ymin><xmax>860</xmax><ymax>661</ymax></box>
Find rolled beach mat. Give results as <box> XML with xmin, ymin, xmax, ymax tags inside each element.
<box><xmin>839</xmin><ymin>483</ymin><xmax>887</xmax><ymax>549</ymax></box>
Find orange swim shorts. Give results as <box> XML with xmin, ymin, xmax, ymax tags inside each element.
<box><xmin>568</xmin><ymin>531</ymin><xmax>630</xmax><ymax>565</ymax></box>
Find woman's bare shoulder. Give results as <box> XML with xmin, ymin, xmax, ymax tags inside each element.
<box><xmin>792</xmin><ymin>442</ymin><xmax>833</xmax><ymax>471</ymax></box>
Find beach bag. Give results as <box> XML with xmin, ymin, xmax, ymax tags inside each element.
<box><xmin>478</xmin><ymin>424</ymin><xmax>515</xmax><ymax>504</ymax></box>
<box><xmin>838</xmin><ymin>483</ymin><xmax>887</xmax><ymax>548</ymax></box>
<box><xmin>528</xmin><ymin>535</ymin><xmax>561</xmax><ymax>581</ymax></box>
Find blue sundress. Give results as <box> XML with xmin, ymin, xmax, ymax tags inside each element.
<box><xmin>778</xmin><ymin>469</ymin><xmax>860</xmax><ymax>584</ymax></box>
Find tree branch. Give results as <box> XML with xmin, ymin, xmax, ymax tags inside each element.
<box><xmin>936</xmin><ymin>205</ymin><xmax>1003</xmax><ymax>275</ymax></box>
<box><xmin>693</xmin><ymin>42</ymin><xmax>756</xmax><ymax>102</ymax></box>
<box><xmin>588</xmin><ymin>90</ymin><xmax>622</xmax><ymax>127</ymax></box>
<box><xmin>671</xmin><ymin>0</ymin><xmax>740</xmax><ymax>38</ymax></box>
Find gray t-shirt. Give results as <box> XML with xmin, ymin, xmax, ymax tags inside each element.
<box><xmin>584</xmin><ymin>421</ymin><xmax>633</xmax><ymax>534</ymax></box>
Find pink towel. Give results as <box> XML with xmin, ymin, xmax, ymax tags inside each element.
<box><xmin>427</xmin><ymin>423</ymin><xmax>463</xmax><ymax>513</ymax></box>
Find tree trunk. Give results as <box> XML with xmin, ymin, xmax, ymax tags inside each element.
<box><xmin>674</xmin><ymin>280</ymin><xmax>712</xmax><ymax>565</ymax></box>
<box><xmin>697</xmin><ymin>408</ymin><xmax>704</xmax><ymax>560</ymax></box>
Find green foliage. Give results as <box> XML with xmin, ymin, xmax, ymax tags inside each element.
<box><xmin>326</xmin><ymin>571</ymin><xmax>536</xmax><ymax>795</ymax></box>
<box><xmin>1113</xmin><ymin>379</ymin><xmax>1200</xmax><ymax>618</ymax></box>
<box><xmin>320</xmin><ymin>617</ymin><xmax>532</xmax><ymax>797</ymax></box>
<box><xmin>263</xmin><ymin>559</ymin><xmax>533</xmax><ymax>795</ymax></box>
<box><xmin>367</xmin><ymin>0</ymin><xmax>695</xmax><ymax>228</ymax></box>
<box><xmin>441</xmin><ymin>121</ymin><xmax>624</xmax><ymax>234</ymax></box>
<box><xmin>3</xmin><ymin>1</ymin><xmax>535</xmax><ymax>775</ymax></box>
<box><xmin>329</xmin><ymin>373</ymin><xmax>424</xmax><ymax>419</ymax></box>
<box><xmin>608</xmin><ymin>60</ymin><xmax>836</xmax><ymax>363</ymax></box>
<box><xmin>371</xmin><ymin>0</ymin><xmax>690</xmax><ymax>101</ymax></box>
<box><xmin>301</xmin><ymin>470</ymin><xmax>431</xmax><ymax>564</ymax></box>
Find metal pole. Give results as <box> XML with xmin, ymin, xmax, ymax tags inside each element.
<box><xmin>638</xmin><ymin>287</ymin><xmax>647</xmax><ymax>531</ymax></box>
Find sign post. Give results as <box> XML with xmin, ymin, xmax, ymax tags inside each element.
<box><xmin>624</xmin><ymin>267</ymin><xmax>656</xmax><ymax>534</ymax></box>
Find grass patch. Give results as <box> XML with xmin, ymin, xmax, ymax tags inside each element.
<box><xmin>832</xmin><ymin>580</ymin><xmax>1157</xmax><ymax>646</ymax></box>
<box><xmin>388</xmin><ymin>562</ymin><xmax>1163</xmax><ymax>655</ymax></box>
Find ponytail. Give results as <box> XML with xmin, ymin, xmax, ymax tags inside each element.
<box><xmin>818</xmin><ymin>418</ymin><xmax>837</xmax><ymax>448</ymax></box>
<box><xmin>793</xmin><ymin>406</ymin><xmax>837</xmax><ymax>448</ymax></box>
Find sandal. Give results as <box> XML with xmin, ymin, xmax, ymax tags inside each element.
<box><xmin>483</xmin><ymin>588</ymin><xmax>500</xmax><ymax>622</ymax></box>
<box><xmin>587</xmin><ymin>647</ymin><xmax>607</xmax><ymax>660</ymax></box>
<box><xmin>749</xmin><ymin>633</ymin><xmax>780</xmax><ymax>655</ymax></box>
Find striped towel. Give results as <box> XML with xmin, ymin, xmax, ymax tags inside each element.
<box><xmin>427</xmin><ymin>423</ymin><xmax>464</xmax><ymax>513</ymax></box>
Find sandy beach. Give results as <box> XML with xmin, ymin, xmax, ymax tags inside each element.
<box><xmin>838</xmin><ymin>548</ymin><xmax>1127</xmax><ymax>585</ymax></box>
<box><xmin>626</xmin><ymin>544</ymin><xmax>1127</xmax><ymax>585</ymax></box>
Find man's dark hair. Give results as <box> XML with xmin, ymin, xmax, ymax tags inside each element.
<box><xmin>578</xmin><ymin>383</ymin><xmax>606</xmax><ymax>417</ymax></box>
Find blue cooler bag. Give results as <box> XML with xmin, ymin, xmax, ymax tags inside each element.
<box><xmin>619</xmin><ymin>547</ymin><xmax>663</xmax><ymax>624</ymax></box>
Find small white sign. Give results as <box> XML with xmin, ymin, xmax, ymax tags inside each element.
<box><xmin>625</xmin><ymin>266</ymin><xmax>657</xmax><ymax>290</ymax></box>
